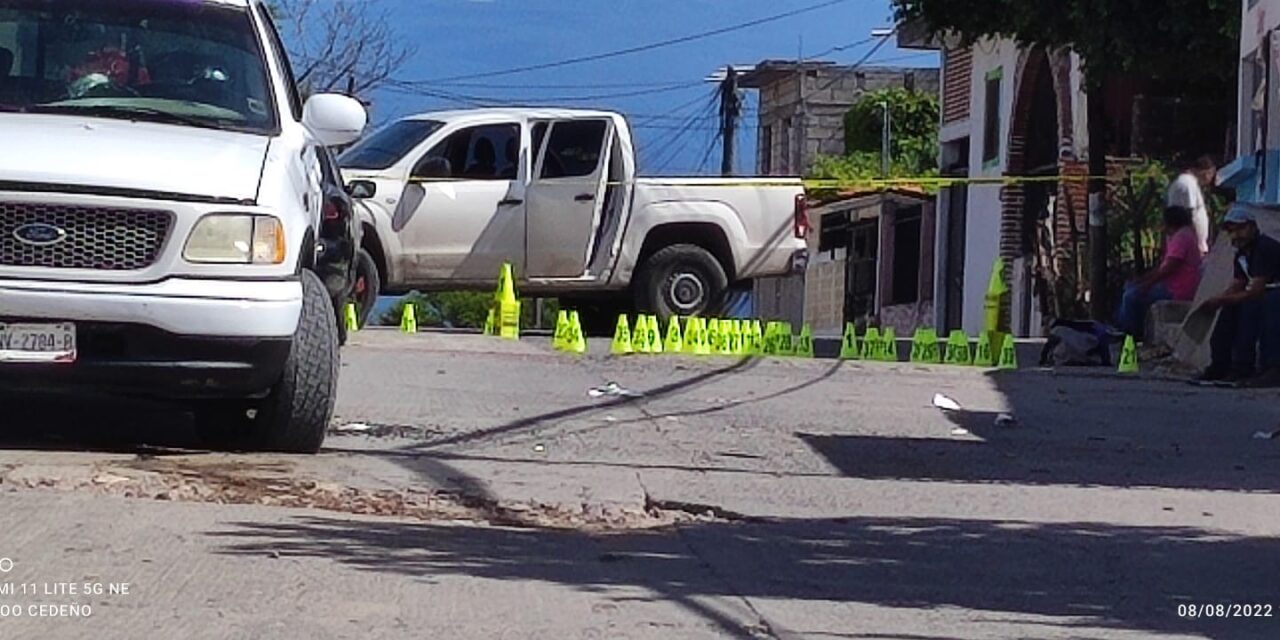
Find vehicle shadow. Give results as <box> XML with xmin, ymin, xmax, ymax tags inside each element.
<box><xmin>210</xmin><ymin>511</ymin><xmax>1280</xmax><ymax>639</ymax></box>
<box><xmin>0</xmin><ymin>391</ymin><xmax>201</xmax><ymax>453</ymax></box>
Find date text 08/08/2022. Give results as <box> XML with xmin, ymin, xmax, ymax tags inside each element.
<box><xmin>1177</xmin><ymin>604</ymin><xmax>1274</xmax><ymax>618</ymax></box>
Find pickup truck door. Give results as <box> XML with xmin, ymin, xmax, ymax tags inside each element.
<box><xmin>525</xmin><ymin>118</ymin><xmax>612</xmax><ymax>278</ymax></box>
<box><xmin>397</xmin><ymin>122</ymin><xmax>525</xmax><ymax>283</ymax></box>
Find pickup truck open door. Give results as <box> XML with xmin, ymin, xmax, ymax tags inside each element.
<box><xmin>525</xmin><ymin>117</ymin><xmax>618</xmax><ymax>278</ymax></box>
<box><xmin>396</xmin><ymin>120</ymin><xmax>525</xmax><ymax>283</ymax></box>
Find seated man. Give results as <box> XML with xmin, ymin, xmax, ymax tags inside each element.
<box><xmin>1115</xmin><ymin>205</ymin><xmax>1203</xmax><ymax>338</ymax></box>
<box><xmin>1197</xmin><ymin>206</ymin><xmax>1280</xmax><ymax>386</ymax></box>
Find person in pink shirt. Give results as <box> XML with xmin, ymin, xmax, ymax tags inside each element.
<box><xmin>1114</xmin><ymin>206</ymin><xmax>1203</xmax><ymax>339</ymax></box>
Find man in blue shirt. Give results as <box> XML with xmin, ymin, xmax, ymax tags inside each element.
<box><xmin>1197</xmin><ymin>206</ymin><xmax>1280</xmax><ymax>386</ymax></box>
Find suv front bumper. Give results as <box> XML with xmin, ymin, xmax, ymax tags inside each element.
<box><xmin>0</xmin><ymin>278</ymin><xmax>302</xmax><ymax>399</ymax></box>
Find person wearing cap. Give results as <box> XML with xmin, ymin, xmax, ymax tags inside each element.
<box><xmin>1196</xmin><ymin>205</ymin><xmax>1280</xmax><ymax>385</ymax></box>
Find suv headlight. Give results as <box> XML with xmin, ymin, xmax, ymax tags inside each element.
<box><xmin>184</xmin><ymin>215</ymin><xmax>286</xmax><ymax>264</ymax></box>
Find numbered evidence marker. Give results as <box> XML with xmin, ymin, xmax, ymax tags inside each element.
<box><xmin>1117</xmin><ymin>335</ymin><xmax>1139</xmax><ymax>374</ymax></box>
<box><xmin>840</xmin><ymin>323</ymin><xmax>859</xmax><ymax>360</ymax></box>
<box><xmin>611</xmin><ymin>315</ymin><xmax>634</xmax><ymax>355</ymax></box>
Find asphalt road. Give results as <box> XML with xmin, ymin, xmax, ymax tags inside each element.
<box><xmin>0</xmin><ymin>329</ymin><xmax>1278</xmax><ymax>639</ymax></box>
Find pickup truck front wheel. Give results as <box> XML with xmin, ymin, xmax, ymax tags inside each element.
<box><xmin>352</xmin><ymin>248</ymin><xmax>380</xmax><ymax>329</ymax></box>
<box><xmin>635</xmin><ymin>244</ymin><xmax>728</xmax><ymax>320</ymax></box>
<box><xmin>194</xmin><ymin>270</ymin><xmax>339</xmax><ymax>454</ymax></box>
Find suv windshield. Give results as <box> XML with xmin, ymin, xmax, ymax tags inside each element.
<box><xmin>339</xmin><ymin>119</ymin><xmax>444</xmax><ymax>171</ymax></box>
<box><xmin>0</xmin><ymin>0</ymin><xmax>277</xmax><ymax>134</ymax></box>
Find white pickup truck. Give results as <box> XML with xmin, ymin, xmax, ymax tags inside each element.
<box><xmin>0</xmin><ymin>0</ymin><xmax>366</xmax><ymax>452</ymax></box>
<box><xmin>339</xmin><ymin>108</ymin><xmax>807</xmax><ymax>328</ymax></box>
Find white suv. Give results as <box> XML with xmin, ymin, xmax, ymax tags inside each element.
<box><xmin>0</xmin><ymin>0</ymin><xmax>367</xmax><ymax>452</ymax></box>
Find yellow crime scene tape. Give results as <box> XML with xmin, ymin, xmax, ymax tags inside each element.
<box><xmin>405</xmin><ymin>174</ymin><xmax>1112</xmax><ymax>190</ymax></box>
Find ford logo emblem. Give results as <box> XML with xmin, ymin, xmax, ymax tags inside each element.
<box><xmin>13</xmin><ymin>223</ymin><xmax>68</xmax><ymax>247</ymax></box>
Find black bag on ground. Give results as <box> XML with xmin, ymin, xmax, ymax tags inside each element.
<box><xmin>1039</xmin><ymin>320</ymin><xmax>1116</xmax><ymax>367</ymax></box>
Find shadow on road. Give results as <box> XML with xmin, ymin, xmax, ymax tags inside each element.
<box><xmin>802</xmin><ymin>369</ymin><xmax>1280</xmax><ymax>493</ymax></box>
<box><xmin>0</xmin><ymin>391</ymin><xmax>200</xmax><ymax>453</ymax></box>
<box><xmin>401</xmin><ymin>356</ymin><xmax>762</xmax><ymax>451</ymax></box>
<box><xmin>212</xmin><ymin>512</ymin><xmax>1280</xmax><ymax>639</ymax></box>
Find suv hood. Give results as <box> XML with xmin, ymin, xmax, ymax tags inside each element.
<box><xmin>0</xmin><ymin>114</ymin><xmax>268</xmax><ymax>203</ymax></box>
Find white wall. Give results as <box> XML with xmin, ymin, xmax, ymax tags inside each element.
<box><xmin>960</xmin><ymin>39</ymin><xmax>1022</xmax><ymax>334</ymax></box>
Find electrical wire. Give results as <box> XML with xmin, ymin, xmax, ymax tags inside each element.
<box><xmin>643</xmin><ymin>99</ymin><xmax>718</xmax><ymax>166</ymax></box>
<box><xmin>642</xmin><ymin>92</ymin><xmax>720</xmax><ymax>173</ymax></box>
<box><xmin>406</xmin><ymin>0</ymin><xmax>853</xmax><ymax>83</ymax></box>
<box><xmin>806</xmin><ymin>36</ymin><xmax>877</xmax><ymax>61</ymax></box>
<box><xmin>696</xmin><ymin>129</ymin><xmax>725</xmax><ymax>174</ymax></box>
<box><xmin>652</xmin><ymin>99</ymin><xmax>720</xmax><ymax>174</ymax></box>
<box><xmin>810</xmin><ymin>29</ymin><xmax>898</xmax><ymax>96</ymax></box>
<box><xmin>383</xmin><ymin>78</ymin><xmax>707</xmax><ymax>103</ymax></box>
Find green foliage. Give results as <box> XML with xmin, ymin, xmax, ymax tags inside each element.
<box><xmin>893</xmin><ymin>0</ymin><xmax>1238</xmax><ymax>91</ymax></box>
<box><xmin>1108</xmin><ymin>159</ymin><xmax>1171</xmax><ymax>278</ymax></box>
<box><xmin>844</xmin><ymin>88</ymin><xmax>940</xmax><ymax>173</ymax></box>
<box><xmin>809</xmin><ymin>152</ymin><xmax>931</xmax><ymax>182</ymax></box>
<box><xmin>382</xmin><ymin>292</ymin><xmax>559</xmax><ymax>330</ymax></box>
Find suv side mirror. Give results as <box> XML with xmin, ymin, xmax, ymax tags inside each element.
<box><xmin>346</xmin><ymin>180</ymin><xmax>377</xmax><ymax>199</ymax></box>
<box><xmin>413</xmin><ymin>157</ymin><xmax>453</xmax><ymax>179</ymax></box>
<box><xmin>303</xmin><ymin>93</ymin><xmax>367</xmax><ymax>147</ymax></box>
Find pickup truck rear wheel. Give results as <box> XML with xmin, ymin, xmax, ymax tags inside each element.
<box><xmin>635</xmin><ymin>244</ymin><xmax>728</xmax><ymax>320</ymax></box>
<box><xmin>194</xmin><ymin>270</ymin><xmax>339</xmax><ymax>454</ymax></box>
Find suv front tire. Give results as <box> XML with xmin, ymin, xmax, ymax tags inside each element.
<box><xmin>195</xmin><ymin>270</ymin><xmax>339</xmax><ymax>454</ymax></box>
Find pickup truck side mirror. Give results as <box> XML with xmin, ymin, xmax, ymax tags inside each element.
<box><xmin>346</xmin><ymin>180</ymin><xmax>376</xmax><ymax>199</ymax></box>
<box><xmin>413</xmin><ymin>157</ymin><xmax>453</xmax><ymax>180</ymax></box>
<box><xmin>303</xmin><ymin>93</ymin><xmax>367</xmax><ymax>147</ymax></box>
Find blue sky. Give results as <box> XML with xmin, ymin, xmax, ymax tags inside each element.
<box><xmin>365</xmin><ymin>0</ymin><xmax>937</xmax><ymax>175</ymax></box>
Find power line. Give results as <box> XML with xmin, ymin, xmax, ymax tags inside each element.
<box><xmin>811</xmin><ymin>29</ymin><xmax>897</xmax><ymax>95</ymax></box>
<box><xmin>629</xmin><ymin>92</ymin><xmax>721</xmax><ymax>126</ymax></box>
<box><xmin>384</xmin><ymin>79</ymin><xmax>707</xmax><ymax>103</ymax></box>
<box><xmin>645</xmin><ymin>100</ymin><xmax>718</xmax><ymax>164</ymax></box>
<box><xmin>653</xmin><ymin>101</ymin><xmax>719</xmax><ymax>174</ymax></box>
<box><xmin>806</xmin><ymin>36</ymin><xmax>877</xmax><ymax>61</ymax></box>
<box><xmin>427</xmin><ymin>80</ymin><xmax>704</xmax><ymax>90</ymax></box>
<box><xmin>408</xmin><ymin>0</ymin><xmax>853</xmax><ymax>84</ymax></box>
<box><xmin>643</xmin><ymin>93</ymin><xmax>720</xmax><ymax>173</ymax></box>
<box><xmin>862</xmin><ymin>51</ymin><xmax>938</xmax><ymax>65</ymax></box>
<box><xmin>697</xmin><ymin>129</ymin><xmax>725</xmax><ymax>174</ymax></box>
<box><xmin>634</xmin><ymin>123</ymin><xmax>722</xmax><ymax>131</ymax></box>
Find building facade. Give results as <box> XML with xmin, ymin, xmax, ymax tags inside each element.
<box><xmin>740</xmin><ymin>60</ymin><xmax>939</xmax><ymax>176</ymax></box>
<box><xmin>1222</xmin><ymin>0</ymin><xmax>1280</xmax><ymax>204</ymax></box>
<box><xmin>905</xmin><ymin>32</ymin><xmax>1092</xmax><ymax>338</ymax></box>
<box><xmin>804</xmin><ymin>190</ymin><xmax>936</xmax><ymax>337</ymax></box>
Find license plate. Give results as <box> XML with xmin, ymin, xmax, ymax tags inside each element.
<box><xmin>0</xmin><ymin>323</ymin><xmax>77</xmax><ymax>363</ymax></box>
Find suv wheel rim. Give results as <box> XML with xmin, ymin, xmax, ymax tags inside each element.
<box><xmin>668</xmin><ymin>272</ymin><xmax>705</xmax><ymax>313</ymax></box>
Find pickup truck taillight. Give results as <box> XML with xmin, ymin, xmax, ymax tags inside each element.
<box><xmin>793</xmin><ymin>194</ymin><xmax>810</xmax><ymax>239</ymax></box>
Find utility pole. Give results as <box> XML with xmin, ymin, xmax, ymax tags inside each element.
<box><xmin>880</xmin><ymin>101</ymin><xmax>892</xmax><ymax>178</ymax></box>
<box><xmin>720</xmin><ymin>66</ymin><xmax>740</xmax><ymax>176</ymax></box>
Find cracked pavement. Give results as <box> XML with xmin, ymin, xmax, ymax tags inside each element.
<box><xmin>1</xmin><ymin>330</ymin><xmax>1279</xmax><ymax>639</ymax></box>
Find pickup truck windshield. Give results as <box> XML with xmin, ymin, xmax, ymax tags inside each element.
<box><xmin>0</xmin><ymin>0</ymin><xmax>277</xmax><ymax>134</ymax></box>
<box><xmin>339</xmin><ymin>119</ymin><xmax>444</xmax><ymax>170</ymax></box>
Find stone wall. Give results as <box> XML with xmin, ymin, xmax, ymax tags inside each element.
<box><xmin>803</xmin><ymin>260</ymin><xmax>847</xmax><ymax>337</ymax></box>
<box><xmin>881</xmin><ymin>301</ymin><xmax>936</xmax><ymax>336</ymax></box>
<box><xmin>756</xmin><ymin>66</ymin><xmax>941</xmax><ymax>175</ymax></box>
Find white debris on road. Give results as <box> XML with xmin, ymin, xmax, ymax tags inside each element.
<box><xmin>588</xmin><ymin>382</ymin><xmax>644</xmax><ymax>398</ymax></box>
<box><xmin>333</xmin><ymin>422</ymin><xmax>373</xmax><ymax>433</ymax></box>
<box><xmin>932</xmin><ymin>393</ymin><xmax>962</xmax><ymax>412</ymax></box>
